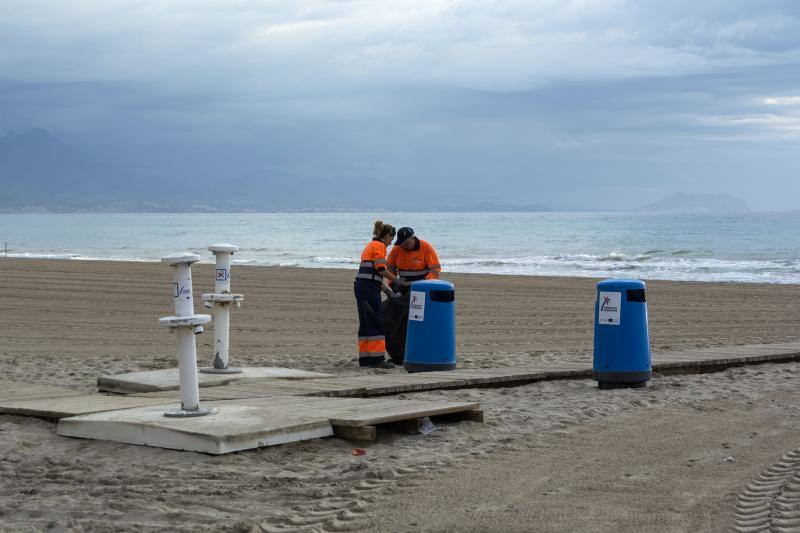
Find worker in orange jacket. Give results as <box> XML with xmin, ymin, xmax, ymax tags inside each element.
<box><xmin>387</xmin><ymin>227</ymin><xmax>441</xmax><ymax>293</ymax></box>
<box><xmin>354</xmin><ymin>221</ymin><xmax>399</xmax><ymax>369</ymax></box>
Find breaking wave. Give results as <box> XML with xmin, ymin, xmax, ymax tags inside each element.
<box><xmin>3</xmin><ymin>212</ymin><xmax>798</xmax><ymax>284</ymax></box>
<box><xmin>437</xmin><ymin>254</ymin><xmax>800</xmax><ymax>284</ymax></box>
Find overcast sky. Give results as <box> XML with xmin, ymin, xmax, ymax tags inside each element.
<box><xmin>2</xmin><ymin>0</ymin><xmax>799</xmax><ymax>209</ymax></box>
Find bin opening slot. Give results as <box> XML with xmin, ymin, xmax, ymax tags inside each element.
<box><xmin>626</xmin><ymin>289</ymin><xmax>646</xmax><ymax>302</ymax></box>
<box><xmin>430</xmin><ymin>290</ymin><xmax>455</xmax><ymax>303</ymax></box>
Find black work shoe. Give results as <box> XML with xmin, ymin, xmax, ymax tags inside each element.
<box><xmin>370</xmin><ymin>361</ymin><xmax>395</xmax><ymax>369</ymax></box>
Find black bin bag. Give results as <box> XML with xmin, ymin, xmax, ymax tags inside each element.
<box><xmin>382</xmin><ymin>292</ymin><xmax>409</xmax><ymax>365</ymax></box>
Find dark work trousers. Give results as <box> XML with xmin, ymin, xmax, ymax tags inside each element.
<box><xmin>354</xmin><ymin>279</ymin><xmax>386</xmax><ymax>367</ymax></box>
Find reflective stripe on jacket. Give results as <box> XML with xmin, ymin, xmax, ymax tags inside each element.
<box><xmin>387</xmin><ymin>238</ymin><xmax>441</xmax><ymax>282</ymax></box>
<box><xmin>356</xmin><ymin>239</ymin><xmax>388</xmax><ymax>283</ymax></box>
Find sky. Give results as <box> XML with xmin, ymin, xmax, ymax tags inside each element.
<box><xmin>1</xmin><ymin>0</ymin><xmax>799</xmax><ymax>210</ymax></box>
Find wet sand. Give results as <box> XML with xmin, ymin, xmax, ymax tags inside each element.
<box><xmin>1</xmin><ymin>258</ymin><xmax>799</xmax><ymax>532</ymax></box>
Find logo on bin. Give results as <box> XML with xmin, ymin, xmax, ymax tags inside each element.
<box><xmin>600</xmin><ymin>296</ymin><xmax>617</xmax><ymax>313</ymax></box>
<box><xmin>409</xmin><ymin>290</ymin><xmax>426</xmax><ymax>321</ymax></box>
<box><xmin>598</xmin><ymin>291</ymin><xmax>621</xmax><ymax>325</ymax></box>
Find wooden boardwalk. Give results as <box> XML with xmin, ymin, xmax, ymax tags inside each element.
<box><xmin>0</xmin><ymin>381</ymin><xmax>86</xmax><ymax>403</ymax></box>
<box><xmin>3</xmin><ymin>341</ymin><xmax>798</xmax><ymax>419</ymax></box>
<box><xmin>128</xmin><ymin>342</ymin><xmax>800</xmax><ymax>401</ymax></box>
<box><xmin>1</xmin><ymin>341</ymin><xmax>798</xmax><ymax>449</ymax></box>
<box><xmin>0</xmin><ymin>384</ymin><xmax>483</xmax><ymax>445</ymax></box>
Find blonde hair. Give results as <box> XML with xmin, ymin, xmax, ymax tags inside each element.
<box><xmin>373</xmin><ymin>220</ymin><xmax>396</xmax><ymax>240</ymax></box>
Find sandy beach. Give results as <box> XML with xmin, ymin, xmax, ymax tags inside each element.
<box><xmin>1</xmin><ymin>258</ymin><xmax>800</xmax><ymax>532</ymax></box>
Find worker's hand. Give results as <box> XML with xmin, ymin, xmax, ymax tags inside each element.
<box><xmin>389</xmin><ymin>291</ymin><xmax>402</xmax><ymax>299</ymax></box>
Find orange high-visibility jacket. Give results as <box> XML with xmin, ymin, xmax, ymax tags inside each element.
<box><xmin>387</xmin><ymin>238</ymin><xmax>441</xmax><ymax>282</ymax></box>
<box><xmin>356</xmin><ymin>239</ymin><xmax>388</xmax><ymax>283</ymax></box>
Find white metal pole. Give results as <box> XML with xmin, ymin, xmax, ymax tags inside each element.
<box><xmin>176</xmin><ymin>328</ymin><xmax>201</xmax><ymax>411</ymax></box>
<box><xmin>213</xmin><ymin>304</ymin><xmax>231</xmax><ymax>370</ymax></box>
<box><xmin>213</xmin><ymin>250</ymin><xmax>232</xmax><ymax>370</ymax></box>
<box><xmin>160</xmin><ymin>253</ymin><xmax>215</xmax><ymax>418</ymax></box>
<box><xmin>202</xmin><ymin>244</ymin><xmax>243</xmax><ymax>374</ymax></box>
<box><xmin>170</xmin><ymin>262</ymin><xmax>201</xmax><ymax>411</ymax></box>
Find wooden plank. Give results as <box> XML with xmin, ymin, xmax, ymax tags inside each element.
<box><xmin>118</xmin><ymin>342</ymin><xmax>800</xmax><ymax>403</ymax></box>
<box><xmin>332</xmin><ymin>425</ymin><xmax>377</xmax><ymax>442</ymax></box>
<box><xmin>385</xmin><ymin>409</ymin><xmax>486</xmax><ymax>434</ymax></box>
<box><xmin>390</xmin><ymin>418</ymin><xmax>423</xmax><ymax>434</ymax></box>
<box><xmin>459</xmin><ymin>409</ymin><xmax>485</xmax><ymax>423</ymax></box>
<box><xmin>328</xmin><ymin>400</ymin><xmax>480</xmax><ymax>427</ymax></box>
<box><xmin>0</xmin><ymin>380</ymin><xmax>85</xmax><ymax>402</ymax></box>
<box><xmin>207</xmin><ymin>396</ymin><xmax>483</xmax><ymax>440</ymax></box>
<box><xmin>0</xmin><ymin>394</ymin><xmax>173</xmax><ymax>420</ymax></box>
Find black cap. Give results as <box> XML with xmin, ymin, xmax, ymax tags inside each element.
<box><xmin>395</xmin><ymin>227</ymin><xmax>414</xmax><ymax>245</ymax></box>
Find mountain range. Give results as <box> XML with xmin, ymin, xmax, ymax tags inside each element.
<box><xmin>0</xmin><ymin>129</ymin><xmax>393</xmax><ymax>212</ymax></box>
<box><xmin>639</xmin><ymin>192</ymin><xmax>750</xmax><ymax>214</ymax></box>
<box><xmin>0</xmin><ymin>129</ymin><xmax>760</xmax><ymax>214</ymax></box>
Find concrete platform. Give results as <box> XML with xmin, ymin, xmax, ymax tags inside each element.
<box><xmin>56</xmin><ymin>395</ymin><xmax>482</xmax><ymax>453</ymax></box>
<box><xmin>97</xmin><ymin>366</ymin><xmax>335</xmax><ymax>394</ymax></box>
<box><xmin>58</xmin><ymin>403</ymin><xmax>334</xmax><ymax>454</ymax></box>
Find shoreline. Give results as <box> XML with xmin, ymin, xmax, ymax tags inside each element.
<box><xmin>2</xmin><ymin>256</ymin><xmax>798</xmax><ymax>287</ymax></box>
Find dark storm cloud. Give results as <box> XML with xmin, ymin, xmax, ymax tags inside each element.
<box><xmin>1</xmin><ymin>0</ymin><xmax>799</xmax><ymax>209</ymax></box>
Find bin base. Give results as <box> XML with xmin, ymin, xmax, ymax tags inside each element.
<box><xmin>593</xmin><ymin>370</ymin><xmax>651</xmax><ymax>389</ymax></box>
<box><xmin>597</xmin><ymin>381</ymin><xmax>648</xmax><ymax>390</ymax></box>
<box><xmin>404</xmin><ymin>362</ymin><xmax>457</xmax><ymax>373</ymax></box>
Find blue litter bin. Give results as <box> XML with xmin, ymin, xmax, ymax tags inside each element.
<box><xmin>404</xmin><ymin>279</ymin><xmax>457</xmax><ymax>373</ymax></box>
<box><xmin>593</xmin><ymin>279</ymin><xmax>651</xmax><ymax>389</ymax></box>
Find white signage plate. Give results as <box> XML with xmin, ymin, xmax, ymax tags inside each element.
<box><xmin>409</xmin><ymin>291</ymin><xmax>426</xmax><ymax>321</ymax></box>
<box><xmin>598</xmin><ymin>291</ymin><xmax>622</xmax><ymax>325</ymax></box>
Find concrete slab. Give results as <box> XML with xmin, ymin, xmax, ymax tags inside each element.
<box><xmin>58</xmin><ymin>403</ymin><xmax>333</xmax><ymax>454</ymax></box>
<box><xmin>0</xmin><ymin>394</ymin><xmax>175</xmax><ymax>419</ymax></box>
<box><xmin>97</xmin><ymin>366</ymin><xmax>335</xmax><ymax>394</ymax></box>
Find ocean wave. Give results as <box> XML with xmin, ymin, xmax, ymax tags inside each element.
<box><xmin>8</xmin><ymin>252</ymin><xmax>82</xmax><ymax>260</ymax></box>
<box><xmin>554</xmin><ymin>252</ymin><xmax>632</xmax><ymax>262</ymax></box>
<box><xmin>7</xmin><ymin>250</ymin><xmax>799</xmax><ymax>284</ymax></box>
<box><xmin>309</xmin><ymin>256</ymin><xmax>360</xmax><ymax>265</ymax></box>
<box><xmin>670</xmin><ymin>249</ymin><xmax>707</xmax><ymax>256</ymax></box>
<box><xmin>434</xmin><ymin>253</ymin><xmax>800</xmax><ymax>284</ymax></box>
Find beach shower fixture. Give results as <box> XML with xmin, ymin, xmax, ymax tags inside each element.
<box><xmin>201</xmin><ymin>244</ymin><xmax>244</xmax><ymax>374</ymax></box>
<box><xmin>159</xmin><ymin>253</ymin><xmax>216</xmax><ymax>417</ymax></box>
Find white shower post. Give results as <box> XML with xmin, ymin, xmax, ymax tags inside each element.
<box><xmin>201</xmin><ymin>244</ymin><xmax>244</xmax><ymax>374</ymax></box>
<box><xmin>159</xmin><ymin>253</ymin><xmax>216</xmax><ymax>417</ymax></box>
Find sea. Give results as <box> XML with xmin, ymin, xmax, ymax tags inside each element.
<box><xmin>1</xmin><ymin>212</ymin><xmax>799</xmax><ymax>284</ymax></box>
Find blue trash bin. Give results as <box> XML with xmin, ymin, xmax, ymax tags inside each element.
<box><xmin>593</xmin><ymin>278</ymin><xmax>651</xmax><ymax>389</ymax></box>
<box><xmin>404</xmin><ymin>279</ymin><xmax>457</xmax><ymax>373</ymax></box>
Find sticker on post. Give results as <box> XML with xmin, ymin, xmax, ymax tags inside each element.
<box><xmin>173</xmin><ymin>283</ymin><xmax>191</xmax><ymax>298</ymax></box>
<box><xmin>216</xmin><ymin>268</ymin><xmax>229</xmax><ymax>281</ymax></box>
<box><xmin>598</xmin><ymin>291</ymin><xmax>622</xmax><ymax>325</ymax></box>
<box><xmin>409</xmin><ymin>291</ymin><xmax>426</xmax><ymax>321</ymax></box>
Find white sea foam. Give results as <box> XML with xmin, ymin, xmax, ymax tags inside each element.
<box><xmin>2</xmin><ymin>212</ymin><xmax>798</xmax><ymax>284</ymax></box>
